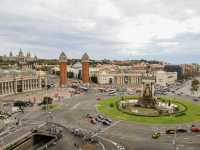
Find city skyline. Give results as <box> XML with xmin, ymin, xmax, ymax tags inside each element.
<box><xmin>1</xmin><ymin>0</ymin><xmax>200</xmax><ymax>63</ymax></box>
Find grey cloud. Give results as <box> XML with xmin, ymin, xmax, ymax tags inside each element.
<box><xmin>0</xmin><ymin>0</ymin><xmax>200</xmax><ymax>63</ymax></box>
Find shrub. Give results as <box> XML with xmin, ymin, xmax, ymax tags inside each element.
<box><xmin>109</xmin><ymin>103</ymin><xmax>114</xmax><ymax>108</ymax></box>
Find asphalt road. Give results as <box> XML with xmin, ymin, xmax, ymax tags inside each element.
<box><xmin>1</xmin><ymin>89</ymin><xmax>200</xmax><ymax>150</ymax></box>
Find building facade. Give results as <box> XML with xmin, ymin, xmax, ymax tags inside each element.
<box><xmin>164</xmin><ymin>65</ymin><xmax>183</xmax><ymax>79</ymax></box>
<box><xmin>0</xmin><ymin>70</ymin><xmax>47</xmax><ymax>97</ymax></box>
<box><xmin>97</xmin><ymin>67</ymin><xmax>143</xmax><ymax>88</ymax></box>
<box><xmin>1</xmin><ymin>50</ymin><xmax>38</xmax><ymax>69</ymax></box>
<box><xmin>155</xmin><ymin>71</ymin><xmax>177</xmax><ymax>86</ymax></box>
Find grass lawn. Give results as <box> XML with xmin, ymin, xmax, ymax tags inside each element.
<box><xmin>97</xmin><ymin>96</ymin><xmax>200</xmax><ymax>124</ymax></box>
<box><xmin>42</xmin><ymin>103</ymin><xmax>62</xmax><ymax>110</ymax></box>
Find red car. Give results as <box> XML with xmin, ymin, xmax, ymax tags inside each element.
<box><xmin>90</xmin><ymin>118</ymin><xmax>97</xmax><ymax>124</ymax></box>
<box><xmin>191</xmin><ymin>127</ymin><xmax>200</xmax><ymax>132</ymax></box>
<box><xmin>96</xmin><ymin>97</ymin><xmax>101</xmax><ymax>101</ymax></box>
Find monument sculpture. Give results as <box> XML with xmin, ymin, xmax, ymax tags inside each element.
<box><xmin>138</xmin><ymin>65</ymin><xmax>157</xmax><ymax>108</ymax></box>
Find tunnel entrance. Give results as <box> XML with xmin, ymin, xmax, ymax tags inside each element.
<box><xmin>5</xmin><ymin>133</ymin><xmax>56</xmax><ymax>150</ymax></box>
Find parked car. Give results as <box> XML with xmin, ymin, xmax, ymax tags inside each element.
<box><xmin>176</xmin><ymin>128</ymin><xmax>187</xmax><ymax>133</ymax></box>
<box><xmin>90</xmin><ymin>118</ymin><xmax>97</xmax><ymax>124</ymax></box>
<box><xmin>96</xmin><ymin>97</ymin><xmax>101</xmax><ymax>101</ymax></box>
<box><xmin>105</xmin><ymin>118</ymin><xmax>112</xmax><ymax>123</ymax></box>
<box><xmin>95</xmin><ymin>117</ymin><xmax>104</xmax><ymax>122</ymax></box>
<box><xmin>152</xmin><ymin>132</ymin><xmax>161</xmax><ymax>139</ymax></box>
<box><xmin>86</xmin><ymin>114</ymin><xmax>93</xmax><ymax>119</ymax></box>
<box><xmin>71</xmin><ymin>128</ymin><xmax>85</xmax><ymax>137</ymax></box>
<box><xmin>102</xmin><ymin>120</ymin><xmax>111</xmax><ymax>126</ymax></box>
<box><xmin>193</xmin><ymin>99</ymin><xmax>199</xmax><ymax>102</ymax></box>
<box><xmin>97</xmin><ymin>114</ymin><xmax>104</xmax><ymax>120</ymax></box>
<box><xmin>191</xmin><ymin>125</ymin><xmax>200</xmax><ymax>132</ymax></box>
<box><xmin>166</xmin><ymin>129</ymin><xmax>176</xmax><ymax>134</ymax></box>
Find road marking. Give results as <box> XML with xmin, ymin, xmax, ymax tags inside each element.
<box><xmin>97</xmin><ymin>135</ymin><xmax>118</xmax><ymax>146</ymax></box>
<box><xmin>70</xmin><ymin>102</ymin><xmax>81</xmax><ymax>111</ymax></box>
<box><xmin>92</xmin><ymin>121</ymin><xmax>120</xmax><ymax>137</ymax></box>
<box><xmin>99</xmin><ymin>142</ymin><xmax>106</xmax><ymax>150</ymax></box>
<box><xmin>101</xmin><ymin>121</ymin><xmax>120</xmax><ymax>133</ymax></box>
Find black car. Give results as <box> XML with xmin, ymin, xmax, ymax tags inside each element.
<box><xmin>166</xmin><ymin>129</ymin><xmax>176</xmax><ymax>134</ymax></box>
<box><xmin>105</xmin><ymin>118</ymin><xmax>112</xmax><ymax>123</ymax></box>
<box><xmin>176</xmin><ymin>128</ymin><xmax>187</xmax><ymax>133</ymax></box>
<box><xmin>97</xmin><ymin>114</ymin><xmax>104</xmax><ymax>120</ymax></box>
<box><xmin>95</xmin><ymin>117</ymin><xmax>104</xmax><ymax>122</ymax></box>
<box><xmin>102</xmin><ymin>120</ymin><xmax>111</xmax><ymax>126</ymax></box>
<box><xmin>193</xmin><ymin>99</ymin><xmax>199</xmax><ymax>102</ymax></box>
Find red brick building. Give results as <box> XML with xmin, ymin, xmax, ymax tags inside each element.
<box><xmin>59</xmin><ymin>52</ymin><xmax>67</xmax><ymax>87</ymax></box>
<box><xmin>81</xmin><ymin>53</ymin><xmax>90</xmax><ymax>84</ymax></box>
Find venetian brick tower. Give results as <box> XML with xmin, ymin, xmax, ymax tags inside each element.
<box><xmin>81</xmin><ymin>53</ymin><xmax>90</xmax><ymax>84</ymax></box>
<box><xmin>59</xmin><ymin>52</ymin><xmax>67</xmax><ymax>87</ymax></box>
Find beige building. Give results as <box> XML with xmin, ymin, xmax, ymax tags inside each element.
<box><xmin>97</xmin><ymin>67</ymin><xmax>143</xmax><ymax>87</ymax></box>
<box><xmin>0</xmin><ymin>69</ymin><xmax>47</xmax><ymax>97</ymax></box>
<box><xmin>155</xmin><ymin>71</ymin><xmax>177</xmax><ymax>86</ymax></box>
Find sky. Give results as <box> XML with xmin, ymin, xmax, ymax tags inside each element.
<box><xmin>0</xmin><ymin>0</ymin><xmax>200</xmax><ymax>63</ymax></box>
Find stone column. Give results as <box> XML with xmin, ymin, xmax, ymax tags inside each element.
<box><xmin>28</xmin><ymin>80</ymin><xmax>30</xmax><ymax>90</ymax></box>
<box><xmin>39</xmin><ymin>78</ymin><xmax>42</xmax><ymax>89</ymax></box>
<box><xmin>22</xmin><ymin>80</ymin><xmax>24</xmax><ymax>92</ymax></box>
<box><xmin>15</xmin><ymin>81</ymin><xmax>18</xmax><ymax>94</ymax></box>
<box><xmin>9</xmin><ymin>82</ymin><xmax>11</xmax><ymax>94</ymax></box>
<box><xmin>0</xmin><ymin>82</ymin><xmax>2</xmax><ymax>95</ymax></box>
<box><xmin>2</xmin><ymin>82</ymin><xmax>4</xmax><ymax>95</ymax></box>
<box><xmin>29</xmin><ymin>80</ymin><xmax>32</xmax><ymax>90</ymax></box>
<box><xmin>25</xmin><ymin>80</ymin><xmax>27</xmax><ymax>91</ymax></box>
<box><xmin>5</xmin><ymin>82</ymin><xmax>8</xmax><ymax>95</ymax></box>
<box><xmin>11</xmin><ymin>82</ymin><xmax>14</xmax><ymax>94</ymax></box>
<box><xmin>34</xmin><ymin>79</ymin><xmax>37</xmax><ymax>89</ymax></box>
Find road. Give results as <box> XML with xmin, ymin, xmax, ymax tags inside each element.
<box><xmin>1</xmin><ymin>89</ymin><xmax>200</xmax><ymax>150</ymax></box>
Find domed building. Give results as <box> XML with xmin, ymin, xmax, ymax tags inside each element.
<box><xmin>1</xmin><ymin>50</ymin><xmax>38</xmax><ymax>69</ymax></box>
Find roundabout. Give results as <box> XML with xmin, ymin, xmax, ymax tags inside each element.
<box><xmin>97</xmin><ymin>96</ymin><xmax>200</xmax><ymax>124</ymax></box>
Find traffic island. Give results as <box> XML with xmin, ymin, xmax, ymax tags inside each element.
<box><xmin>97</xmin><ymin>96</ymin><xmax>200</xmax><ymax>124</ymax></box>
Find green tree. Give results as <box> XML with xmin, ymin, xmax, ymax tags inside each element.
<box><xmin>91</xmin><ymin>76</ymin><xmax>98</xmax><ymax>83</ymax></box>
<box><xmin>191</xmin><ymin>79</ymin><xmax>199</xmax><ymax>90</ymax></box>
<box><xmin>191</xmin><ymin>79</ymin><xmax>199</xmax><ymax>96</ymax></box>
<box><xmin>68</xmin><ymin>71</ymin><xmax>74</xmax><ymax>78</ymax></box>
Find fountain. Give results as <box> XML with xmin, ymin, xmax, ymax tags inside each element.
<box><xmin>118</xmin><ymin>65</ymin><xmax>184</xmax><ymax>116</ymax></box>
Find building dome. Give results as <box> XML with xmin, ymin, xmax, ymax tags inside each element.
<box><xmin>18</xmin><ymin>49</ymin><xmax>24</xmax><ymax>57</ymax></box>
<box><xmin>72</xmin><ymin>62</ymin><xmax>82</xmax><ymax>69</ymax></box>
<box><xmin>81</xmin><ymin>53</ymin><xmax>90</xmax><ymax>62</ymax></box>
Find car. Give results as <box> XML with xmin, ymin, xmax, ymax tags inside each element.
<box><xmin>0</xmin><ymin>115</ymin><xmax>7</xmax><ymax>119</ymax></box>
<box><xmin>191</xmin><ymin>125</ymin><xmax>200</xmax><ymax>132</ymax></box>
<box><xmin>152</xmin><ymin>132</ymin><xmax>161</xmax><ymax>139</ymax></box>
<box><xmin>102</xmin><ymin>120</ymin><xmax>111</xmax><ymax>126</ymax></box>
<box><xmin>193</xmin><ymin>99</ymin><xmax>199</xmax><ymax>102</ymax></box>
<box><xmin>71</xmin><ymin>128</ymin><xmax>85</xmax><ymax>137</ymax></box>
<box><xmin>97</xmin><ymin>114</ymin><xmax>104</xmax><ymax>120</ymax></box>
<box><xmin>86</xmin><ymin>114</ymin><xmax>93</xmax><ymax>119</ymax></box>
<box><xmin>105</xmin><ymin>118</ymin><xmax>112</xmax><ymax>123</ymax></box>
<box><xmin>90</xmin><ymin>118</ymin><xmax>97</xmax><ymax>124</ymax></box>
<box><xmin>96</xmin><ymin>97</ymin><xmax>101</xmax><ymax>101</ymax></box>
<box><xmin>166</xmin><ymin>129</ymin><xmax>176</xmax><ymax>134</ymax></box>
<box><xmin>176</xmin><ymin>128</ymin><xmax>187</xmax><ymax>133</ymax></box>
<box><xmin>95</xmin><ymin>117</ymin><xmax>104</xmax><ymax>122</ymax></box>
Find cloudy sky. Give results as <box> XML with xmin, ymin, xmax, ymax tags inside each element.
<box><xmin>1</xmin><ymin>0</ymin><xmax>200</xmax><ymax>63</ymax></box>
